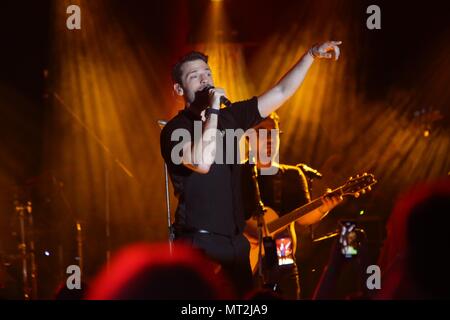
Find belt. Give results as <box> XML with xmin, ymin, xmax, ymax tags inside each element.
<box><xmin>173</xmin><ymin>225</ymin><xmax>237</xmax><ymax>237</ymax></box>
<box><xmin>173</xmin><ymin>225</ymin><xmax>211</xmax><ymax>235</ymax></box>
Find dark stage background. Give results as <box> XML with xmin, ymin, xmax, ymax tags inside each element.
<box><xmin>0</xmin><ymin>0</ymin><xmax>449</xmax><ymax>299</ymax></box>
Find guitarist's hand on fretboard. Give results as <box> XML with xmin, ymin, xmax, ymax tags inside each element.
<box><xmin>319</xmin><ymin>190</ymin><xmax>346</xmax><ymax>216</ymax></box>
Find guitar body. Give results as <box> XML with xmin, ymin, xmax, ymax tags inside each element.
<box><xmin>244</xmin><ymin>207</ymin><xmax>296</xmax><ymax>274</ymax></box>
<box><xmin>243</xmin><ymin>173</ymin><xmax>377</xmax><ymax>274</ymax></box>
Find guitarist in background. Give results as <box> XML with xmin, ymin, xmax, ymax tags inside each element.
<box><xmin>242</xmin><ymin>113</ymin><xmax>343</xmax><ymax>299</ymax></box>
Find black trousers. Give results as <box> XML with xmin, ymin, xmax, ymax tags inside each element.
<box><xmin>175</xmin><ymin>231</ymin><xmax>253</xmax><ymax>297</ymax></box>
<box><xmin>266</xmin><ymin>263</ymin><xmax>301</xmax><ymax>300</ymax></box>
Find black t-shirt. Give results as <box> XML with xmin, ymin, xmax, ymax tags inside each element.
<box><xmin>160</xmin><ymin>97</ymin><xmax>264</xmax><ymax>236</ymax></box>
<box><xmin>242</xmin><ymin>163</ymin><xmax>311</xmax><ymax>239</ymax></box>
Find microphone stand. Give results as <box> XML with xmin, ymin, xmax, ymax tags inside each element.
<box><xmin>52</xmin><ymin>92</ymin><xmax>135</xmax><ymax>270</ymax></box>
<box><xmin>251</xmin><ymin>164</ymin><xmax>268</xmax><ymax>288</ymax></box>
<box><xmin>14</xmin><ymin>198</ymin><xmax>38</xmax><ymax>300</ymax></box>
<box><xmin>26</xmin><ymin>201</ymin><xmax>38</xmax><ymax>300</ymax></box>
<box><xmin>157</xmin><ymin>120</ymin><xmax>174</xmax><ymax>255</ymax></box>
<box><xmin>15</xmin><ymin>200</ymin><xmax>30</xmax><ymax>300</ymax></box>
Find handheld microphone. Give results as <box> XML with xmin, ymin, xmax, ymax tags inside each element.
<box><xmin>203</xmin><ymin>85</ymin><xmax>232</xmax><ymax>107</ymax></box>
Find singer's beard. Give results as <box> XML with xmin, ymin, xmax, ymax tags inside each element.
<box><xmin>190</xmin><ymin>87</ymin><xmax>210</xmax><ymax>112</ymax></box>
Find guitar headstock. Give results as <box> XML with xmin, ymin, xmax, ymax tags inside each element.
<box><xmin>341</xmin><ymin>173</ymin><xmax>377</xmax><ymax>197</ymax></box>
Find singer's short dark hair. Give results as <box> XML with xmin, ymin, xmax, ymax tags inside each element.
<box><xmin>172</xmin><ymin>51</ymin><xmax>209</xmax><ymax>85</ymax></box>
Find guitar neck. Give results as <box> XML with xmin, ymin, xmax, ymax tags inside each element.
<box><xmin>266</xmin><ymin>187</ymin><xmax>343</xmax><ymax>235</ymax></box>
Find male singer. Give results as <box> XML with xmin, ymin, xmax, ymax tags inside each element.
<box><xmin>160</xmin><ymin>42</ymin><xmax>342</xmax><ymax>296</ymax></box>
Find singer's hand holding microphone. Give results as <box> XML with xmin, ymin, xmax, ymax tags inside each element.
<box><xmin>202</xmin><ymin>85</ymin><xmax>232</xmax><ymax>108</ymax></box>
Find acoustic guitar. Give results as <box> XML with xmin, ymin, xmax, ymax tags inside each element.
<box><xmin>244</xmin><ymin>173</ymin><xmax>377</xmax><ymax>273</ymax></box>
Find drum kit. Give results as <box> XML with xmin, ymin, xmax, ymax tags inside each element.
<box><xmin>1</xmin><ymin>93</ymin><xmax>138</xmax><ymax>300</ymax></box>
<box><xmin>0</xmin><ymin>172</ymin><xmax>84</xmax><ymax>300</ymax></box>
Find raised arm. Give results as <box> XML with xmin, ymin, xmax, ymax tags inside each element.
<box><xmin>182</xmin><ymin>88</ymin><xmax>225</xmax><ymax>174</ymax></box>
<box><xmin>257</xmin><ymin>41</ymin><xmax>342</xmax><ymax>118</ymax></box>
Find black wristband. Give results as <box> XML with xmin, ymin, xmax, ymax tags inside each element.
<box><xmin>206</xmin><ymin>108</ymin><xmax>220</xmax><ymax>116</ymax></box>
